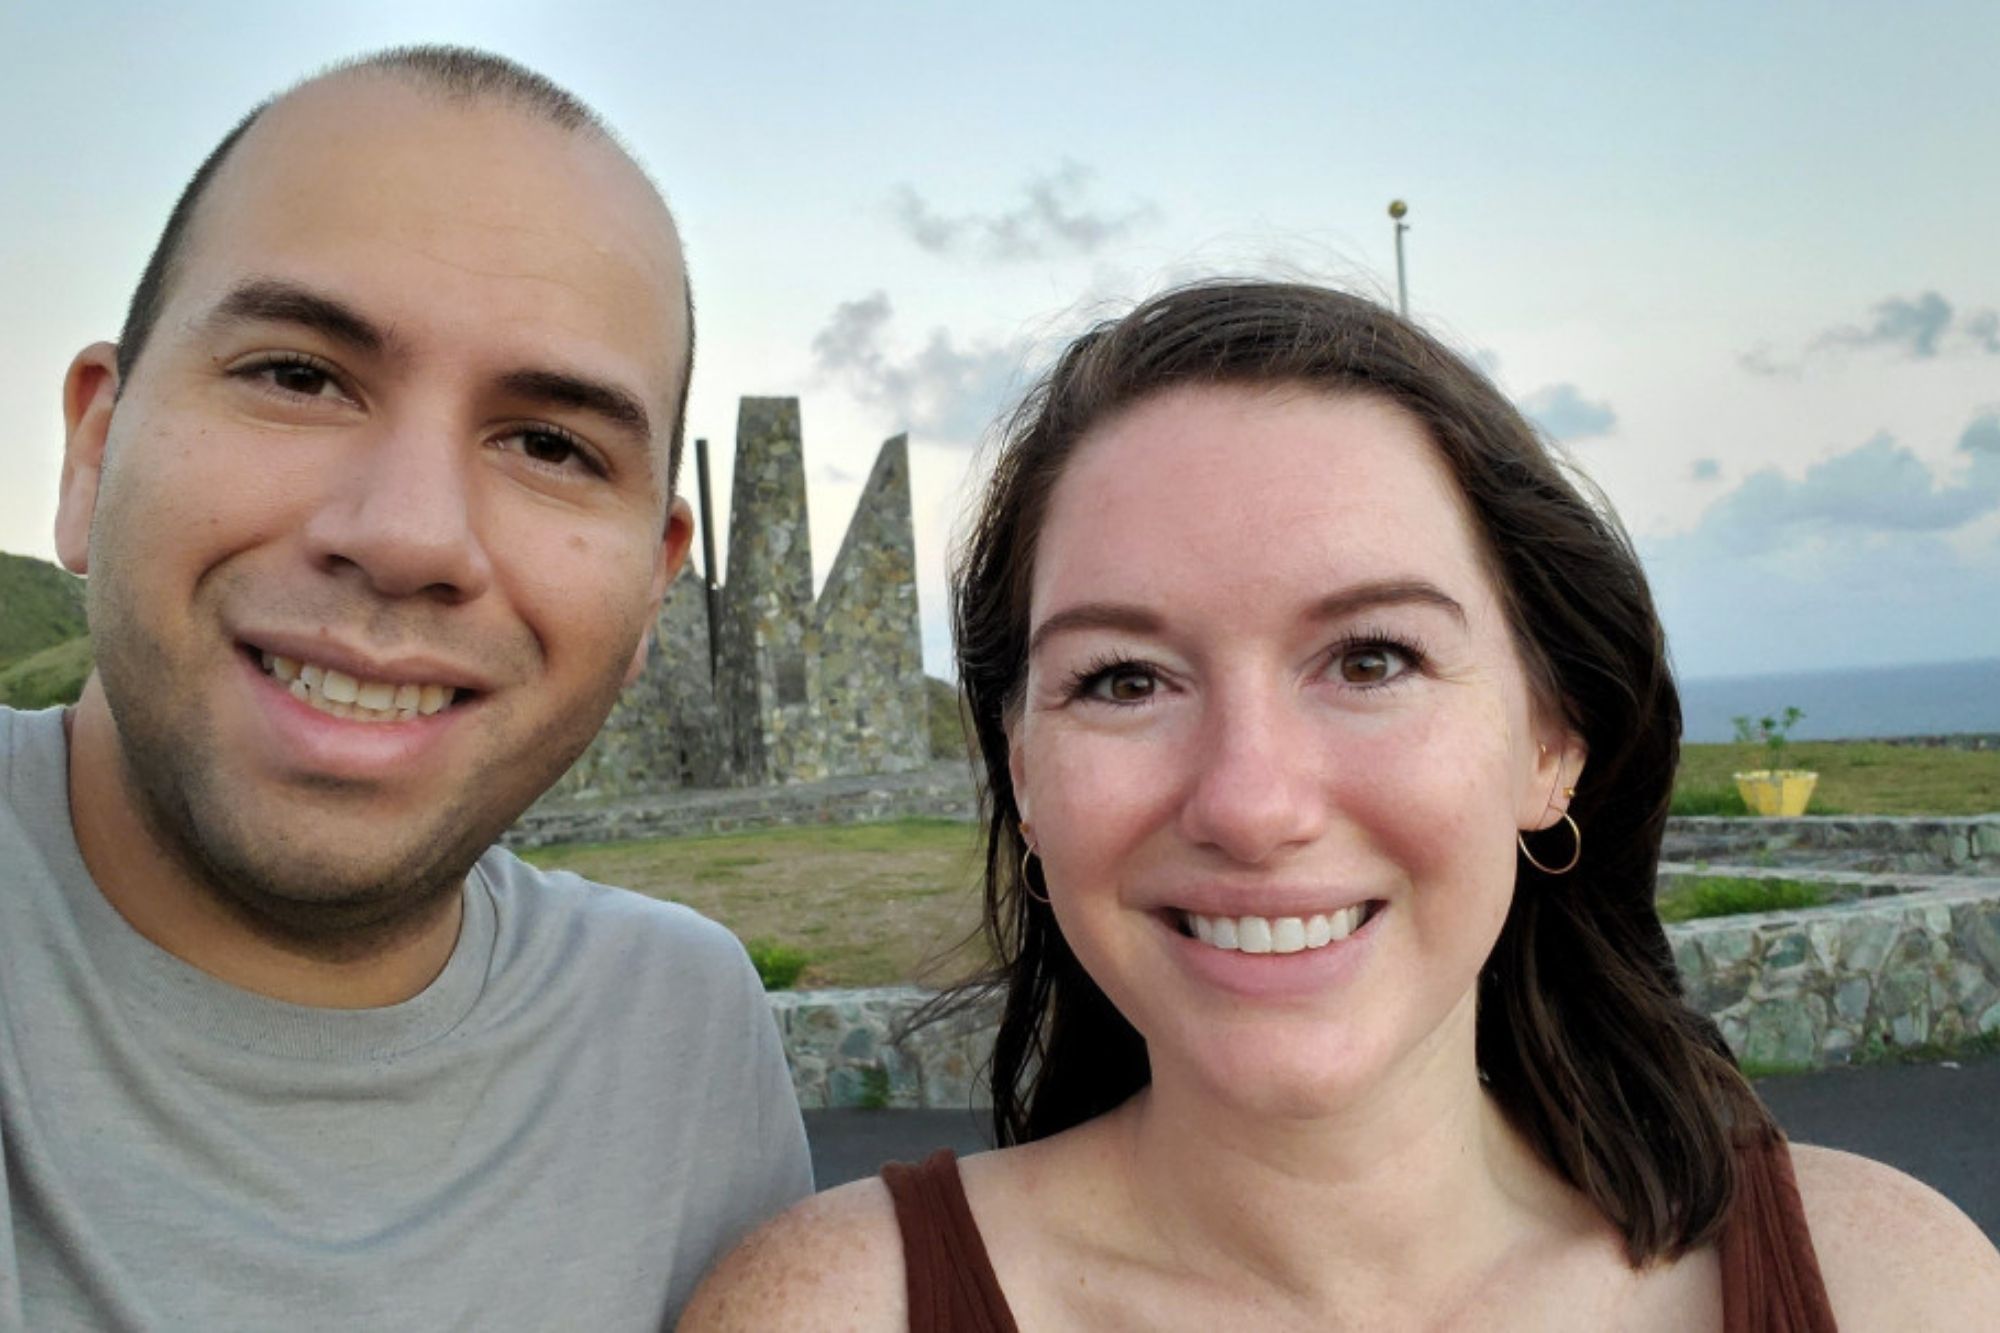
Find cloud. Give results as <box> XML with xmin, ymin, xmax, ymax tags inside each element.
<box><xmin>1690</xmin><ymin>458</ymin><xmax>1721</xmax><ymax>482</ymax></box>
<box><xmin>1966</xmin><ymin>310</ymin><xmax>2000</xmax><ymax>355</ymax></box>
<box><xmin>1747</xmin><ymin>292</ymin><xmax>2000</xmax><ymax>374</ymax></box>
<box><xmin>1643</xmin><ymin>416</ymin><xmax>2000</xmax><ymax>676</ymax></box>
<box><xmin>1687</xmin><ymin>430</ymin><xmax>2000</xmax><ymax>557</ymax></box>
<box><xmin>1960</xmin><ymin>412</ymin><xmax>2000</xmax><ymax>461</ymax></box>
<box><xmin>890</xmin><ymin>161</ymin><xmax>1156</xmax><ymax>263</ymax></box>
<box><xmin>1812</xmin><ymin>291</ymin><xmax>1954</xmax><ymax>358</ymax></box>
<box><xmin>1737</xmin><ymin>344</ymin><xmax>1802</xmax><ymax>379</ymax></box>
<box><xmin>1517</xmin><ymin>383</ymin><xmax>1617</xmax><ymax>442</ymax></box>
<box><xmin>811</xmin><ymin>291</ymin><xmax>1028</xmax><ymax>442</ymax></box>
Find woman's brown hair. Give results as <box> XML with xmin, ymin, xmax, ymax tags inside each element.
<box><xmin>946</xmin><ymin>280</ymin><xmax>1773</xmax><ymax>1263</ymax></box>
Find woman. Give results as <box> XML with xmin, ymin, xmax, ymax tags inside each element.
<box><xmin>684</xmin><ymin>283</ymin><xmax>2000</xmax><ymax>1329</ymax></box>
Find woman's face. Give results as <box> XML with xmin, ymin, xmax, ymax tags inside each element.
<box><xmin>1010</xmin><ymin>384</ymin><xmax>1581</xmax><ymax>1117</ymax></box>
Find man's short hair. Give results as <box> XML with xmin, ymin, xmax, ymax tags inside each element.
<box><xmin>113</xmin><ymin>45</ymin><xmax>694</xmax><ymax>492</ymax></box>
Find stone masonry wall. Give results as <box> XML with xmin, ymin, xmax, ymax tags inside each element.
<box><xmin>812</xmin><ymin>435</ymin><xmax>928</xmax><ymax>779</ymax></box>
<box><xmin>770</xmin><ymin>878</ymin><xmax>2000</xmax><ymax>1109</ymax></box>
<box><xmin>717</xmin><ymin>397</ymin><xmax>822</xmax><ymax>785</ymax></box>
<box><xmin>1666</xmin><ymin>815</ymin><xmax>2000</xmax><ymax>875</ymax></box>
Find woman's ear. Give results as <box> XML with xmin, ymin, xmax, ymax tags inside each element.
<box><xmin>1521</xmin><ymin>728</ymin><xmax>1588</xmax><ymax>831</ymax></box>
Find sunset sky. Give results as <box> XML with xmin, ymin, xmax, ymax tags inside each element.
<box><xmin>4</xmin><ymin>0</ymin><xmax>1995</xmax><ymax>680</ymax></box>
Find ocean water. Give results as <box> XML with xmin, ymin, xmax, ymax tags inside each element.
<box><xmin>1678</xmin><ymin>657</ymin><xmax>2000</xmax><ymax>743</ymax></box>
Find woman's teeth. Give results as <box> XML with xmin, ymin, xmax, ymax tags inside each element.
<box><xmin>260</xmin><ymin>652</ymin><xmax>456</xmax><ymax>724</ymax></box>
<box><xmin>1185</xmin><ymin>903</ymin><xmax>1370</xmax><ymax>954</ymax></box>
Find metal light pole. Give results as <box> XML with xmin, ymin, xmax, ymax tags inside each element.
<box><xmin>1388</xmin><ymin>199</ymin><xmax>1410</xmax><ymax>317</ymax></box>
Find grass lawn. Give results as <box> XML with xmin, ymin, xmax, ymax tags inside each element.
<box><xmin>1674</xmin><ymin>742</ymin><xmax>2000</xmax><ymax>817</ymax></box>
<box><xmin>1655</xmin><ymin>875</ymin><xmax>1830</xmax><ymax>923</ymax></box>
<box><xmin>521</xmin><ymin>818</ymin><xmax>990</xmax><ymax>989</ymax></box>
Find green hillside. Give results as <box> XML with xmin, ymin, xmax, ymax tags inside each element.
<box><xmin>0</xmin><ymin>634</ymin><xmax>93</xmax><ymax>709</ymax></box>
<box><xmin>0</xmin><ymin>551</ymin><xmax>87</xmax><ymax>670</ymax></box>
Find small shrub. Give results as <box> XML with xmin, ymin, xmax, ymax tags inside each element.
<box><xmin>1851</xmin><ymin>1027</ymin><xmax>2000</xmax><ymax>1068</ymax></box>
<box><xmin>745</xmin><ymin>938</ymin><xmax>812</xmax><ymax>990</ymax></box>
<box><xmin>857</xmin><ymin>1065</ymin><xmax>892</xmax><ymax>1110</ymax></box>
<box><xmin>1732</xmin><ymin>706</ymin><xmax>1805</xmax><ymax>771</ymax></box>
<box><xmin>1656</xmin><ymin>875</ymin><xmax>1828</xmax><ymax>923</ymax></box>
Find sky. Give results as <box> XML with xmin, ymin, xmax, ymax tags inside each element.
<box><xmin>3</xmin><ymin>0</ymin><xmax>1996</xmax><ymax>683</ymax></box>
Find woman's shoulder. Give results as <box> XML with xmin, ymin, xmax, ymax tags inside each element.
<box><xmin>677</xmin><ymin>1172</ymin><xmax>910</xmax><ymax>1332</ymax></box>
<box><xmin>1787</xmin><ymin>1142</ymin><xmax>2000</xmax><ymax>1323</ymax></box>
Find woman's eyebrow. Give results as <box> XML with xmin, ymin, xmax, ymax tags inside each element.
<box><xmin>1029</xmin><ymin>581</ymin><xmax>1466</xmax><ymax>657</ymax></box>
<box><xmin>1028</xmin><ymin>603</ymin><xmax>1163</xmax><ymax>658</ymax></box>
<box><xmin>1307</xmin><ymin>580</ymin><xmax>1467</xmax><ymax>626</ymax></box>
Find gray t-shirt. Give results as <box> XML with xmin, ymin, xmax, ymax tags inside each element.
<box><xmin>0</xmin><ymin>706</ymin><xmax>811</xmax><ymax>1330</ymax></box>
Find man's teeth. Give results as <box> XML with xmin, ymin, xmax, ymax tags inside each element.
<box><xmin>1186</xmin><ymin>904</ymin><xmax>1369</xmax><ymax>954</ymax></box>
<box><xmin>260</xmin><ymin>653</ymin><xmax>454</xmax><ymax>723</ymax></box>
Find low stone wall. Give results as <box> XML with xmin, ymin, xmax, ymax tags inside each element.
<box><xmin>770</xmin><ymin>871</ymin><xmax>2000</xmax><ymax>1109</ymax></box>
<box><xmin>503</xmin><ymin>761</ymin><xmax>979</xmax><ymax>851</ymax></box>
<box><xmin>1866</xmin><ymin>733</ymin><xmax>2000</xmax><ymax>752</ymax></box>
<box><xmin>1665</xmin><ymin>816</ymin><xmax>2000</xmax><ymax>876</ymax></box>
<box><xmin>768</xmin><ymin>987</ymin><xmax>999</xmax><ymax>1111</ymax></box>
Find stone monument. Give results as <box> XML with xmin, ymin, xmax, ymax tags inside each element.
<box><xmin>547</xmin><ymin>397</ymin><xmax>928</xmax><ymax>798</ymax></box>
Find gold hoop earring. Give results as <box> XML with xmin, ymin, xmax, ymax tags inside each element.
<box><xmin>1019</xmin><ymin>846</ymin><xmax>1050</xmax><ymax>905</ymax></box>
<box><xmin>1517</xmin><ymin>811</ymin><xmax>1582</xmax><ymax>876</ymax></box>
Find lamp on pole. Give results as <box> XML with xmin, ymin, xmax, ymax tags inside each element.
<box><xmin>1388</xmin><ymin>199</ymin><xmax>1410</xmax><ymax>317</ymax></box>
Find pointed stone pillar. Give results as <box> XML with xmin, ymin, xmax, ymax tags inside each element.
<box><xmin>717</xmin><ymin>397</ymin><xmax>823</xmax><ymax>783</ymax></box>
<box><xmin>814</xmin><ymin>434</ymin><xmax>927</xmax><ymax>776</ymax></box>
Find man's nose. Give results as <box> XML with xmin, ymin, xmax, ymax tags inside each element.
<box><xmin>300</xmin><ymin>419</ymin><xmax>494</xmax><ymax>603</ymax></box>
<box><xmin>1177</xmin><ymin>682</ymin><xmax>1332</xmax><ymax>866</ymax></box>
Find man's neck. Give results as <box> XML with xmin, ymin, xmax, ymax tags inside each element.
<box><xmin>64</xmin><ymin>681</ymin><xmax>464</xmax><ymax>1009</ymax></box>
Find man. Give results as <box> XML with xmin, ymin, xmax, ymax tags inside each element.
<box><xmin>0</xmin><ymin>47</ymin><xmax>811</xmax><ymax>1329</ymax></box>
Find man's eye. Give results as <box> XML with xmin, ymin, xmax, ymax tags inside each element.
<box><xmin>521</xmin><ymin>431</ymin><xmax>578</xmax><ymax>466</ymax></box>
<box><xmin>271</xmin><ymin>363</ymin><xmax>330</xmax><ymax>396</ymax></box>
<box><xmin>244</xmin><ymin>358</ymin><xmax>343</xmax><ymax>400</ymax></box>
<box><xmin>501</xmin><ymin>428</ymin><xmax>602</xmax><ymax>477</ymax></box>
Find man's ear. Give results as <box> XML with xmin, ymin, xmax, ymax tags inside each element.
<box><xmin>56</xmin><ymin>343</ymin><xmax>121</xmax><ymax>575</ymax></box>
<box><xmin>623</xmin><ymin>495</ymin><xmax>696</xmax><ymax>687</ymax></box>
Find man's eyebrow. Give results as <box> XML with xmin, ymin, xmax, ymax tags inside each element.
<box><xmin>204</xmin><ymin>279</ymin><xmax>388</xmax><ymax>355</ymax></box>
<box><xmin>497</xmin><ymin>368</ymin><xmax>652</xmax><ymax>444</ymax></box>
<box><xmin>1027</xmin><ymin>580</ymin><xmax>1466</xmax><ymax>657</ymax></box>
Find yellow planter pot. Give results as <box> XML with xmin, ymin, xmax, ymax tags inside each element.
<box><xmin>1732</xmin><ymin>770</ymin><xmax>1818</xmax><ymax>817</ymax></box>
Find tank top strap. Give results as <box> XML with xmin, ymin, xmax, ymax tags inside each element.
<box><xmin>1718</xmin><ymin>1132</ymin><xmax>1839</xmax><ymax>1332</ymax></box>
<box><xmin>880</xmin><ymin>1148</ymin><xmax>1022</xmax><ymax>1333</ymax></box>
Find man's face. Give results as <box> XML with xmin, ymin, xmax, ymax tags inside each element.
<box><xmin>55</xmin><ymin>74</ymin><xmax>692</xmax><ymax>935</ymax></box>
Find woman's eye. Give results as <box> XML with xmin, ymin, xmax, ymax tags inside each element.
<box><xmin>1086</xmin><ymin>667</ymin><xmax>1156</xmax><ymax>703</ymax></box>
<box><xmin>1335</xmin><ymin>644</ymin><xmax>1409</xmax><ymax>686</ymax></box>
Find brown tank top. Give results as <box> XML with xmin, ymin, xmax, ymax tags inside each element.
<box><xmin>881</xmin><ymin>1136</ymin><xmax>1836</xmax><ymax>1332</ymax></box>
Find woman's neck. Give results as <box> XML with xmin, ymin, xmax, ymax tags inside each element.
<box><xmin>1109</xmin><ymin>1007</ymin><xmax>1600</xmax><ymax>1319</ymax></box>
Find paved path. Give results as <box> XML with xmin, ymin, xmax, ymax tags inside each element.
<box><xmin>805</xmin><ymin>1053</ymin><xmax>2000</xmax><ymax>1239</ymax></box>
